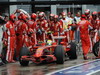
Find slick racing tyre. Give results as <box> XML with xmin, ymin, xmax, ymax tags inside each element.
<box><xmin>93</xmin><ymin>41</ymin><xmax>100</xmax><ymax>57</ymax></box>
<box><xmin>19</xmin><ymin>46</ymin><xmax>29</xmax><ymax>66</ymax></box>
<box><xmin>67</xmin><ymin>42</ymin><xmax>77</xmax><ymax>59</ymax></box>
<box><xmin>54</xmin><ymin>45</ymin><xmax>65</xmax><ymax>64</ymax></box>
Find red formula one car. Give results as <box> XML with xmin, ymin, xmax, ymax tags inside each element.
<box><xmin>19</xmin><ymin>35</ymin><xmax>77</xmax><ymax>66</ymax></box>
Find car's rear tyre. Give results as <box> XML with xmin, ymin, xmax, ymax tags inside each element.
<box><xmin>54</xmin><ymin>45</ymin><xmax>65</xmax><ymax>64</ymax></box>
<box><xmin>93</xmin><ymin>41</ymin><xmax>100</xmax><ymax>57</ymax></box>
<box><xmin>19</xmin><ymin>46</ymin><xmax>29</xmax><ymax>66</ymax></box>
<box><xmin>67</xmin><ymin>42</ymin><xmax>77</xmax><ymax>59</ymax></box>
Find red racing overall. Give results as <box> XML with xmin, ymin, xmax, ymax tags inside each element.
<box><xmin>78</xmin><ymin>18</ymin><xmax>92</xmax><ymax>59</ymax></box>
<box><xmin>5</xmin><ymin>21</ymin><xmax>16</xmax><ymax>62</ymax></box>
<box><xmin>15</xmin><ymin>20</ymin><xmax>28</xmax><ymax>58</ymax></box>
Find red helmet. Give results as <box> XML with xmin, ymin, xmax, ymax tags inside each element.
<box><xmin>49</xmin><ymin>14</ymin><xmax>54</xmax><ymax>17</ymax></box>
<box><xmin>92</xmin><ymin>11</ymin><xmax>98</xmax><ymax>20</ymax></box>
<box><xmin>68</xmin><ymin>12</ymin><xmax>71</xmax><ymax>15</ymax></box>
<box><xmin>61</xmin><ymin>12</ymin><xmax>66</xmax><ymax>18</ymax></box>
<box><xmin>61</xmin><ymin>12</ymin><xmax>66</xmax><ymax>16</ymax></box>
<box><xmin>10</xmin><ymin>14</ymin><xmax>16</xmax><ymax>20</ymax></box>
<box><xmin>81</xmin><ymin>14</ymin><xmax>86</xmax><ymax>20</ymax></box>
<box><xmin>31</xmin><ymin>13</ymin><xmax>37</xmax><ymax>20</ymax></box>
<box><xmin>76</xmin><ymin>12</ymin><xmax>81</xmax><ymax>17</ymax></box>
<box><xmin>49</xmin><ymin>14</ymin><xmax>54</xmax><ymax>21</ymax></box>
<box><xmin>54</xmin><ymin>15</ymin><xmax>58</xmax><ymax>19</ymax></box>
<box><xmin>38</xmin><ymin>12</ymin><xmax>45</xmax><ymax>20</ymax></box>
<box><xmin>92</xmin><ymin>11</ymin><xmax>97</xmax><ymax>16</ymax></box>
<box><xmin>21</xmin><ymin>14</ymin><xmax>28</xmax><ymax>20</ymax></box>
<box><xmin>84</xmin><ymin>9</ymin><xmax>90</xmax><ymax>15</ymax></box>
<box><xmin>54</xmin><ymin>15</ymin><xmax>58</xmax><ymax>22</ymax></box>
<box><xmin>39</xmin><ymin>12</ymin><xmax>45</xmax><ymax>17</ymax></box>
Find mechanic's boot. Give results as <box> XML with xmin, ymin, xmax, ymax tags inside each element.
<box><xmin>15</xmin><ymin>57</ymin><xmax>19</xmax><ymax>61</ymax></box>
<box><xmin>83</xmin><ymin>55</ymin><xmax>89</xmax><ymax>60</ymax></box>
<box><xmin>1</xmin><ymin>57</ymin><xmax>8</xmax><ymax>64</ymax></box>
<box><xmin>0</xmin><ymin>59</ymin><xmax>4</xmax><ymax>66</ymax></box>
<box><xmin>8</xmin><ymin>60</ymin><xmax>16</xmax><ymax>63</ymax></box>
<box><xmin>2</xmin><ymin>60</ymin><xmax>8</xmax><ymax>64</ymax></box>
<box><xmin>11</xmin><ymin>60</ymin><xmax>16</xmax><ymax>63</ymax></box>
<box><xmin>0</xmin><ymin>62</ymin><xmax>4</xmax><ymax>66</ymax></box>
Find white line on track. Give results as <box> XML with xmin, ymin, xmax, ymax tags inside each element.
<box><xmin>86</xmin><ymin>70</ymin><xmax>100</xmax><ymax>75</ymax></box>
<box><xmin>46</xmin><ymin>59</ymin><xmax>100</xmax><ymax>75</ymax></box>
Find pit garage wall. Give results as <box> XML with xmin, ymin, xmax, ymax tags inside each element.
<box><xmin>86</xmin><ymin>5</ymin><xmax>100</xmax><ymax>12</ymax></box>
<box><xmin>0</xmin><ymin>6</ymin><xmax>9</xmax><ymax>15</ymax></box>
<box><xmin>9</xmin><ymin>0</ymin><xmax>17</xmax><ymax>14</ymax></box>
<box><xmin>17</xmin><ymin>0</ymin><xmax>32</xmax><ymax>14</ymax></box>
<box><xmin>82</xmin><ymin>5</ymin><xmax>100</xmax><ymax>14</ymax></box>
<box><xmin>9</xmin><ymin>0</ymin><xmax>32</xmax><ymax>14</ymax></box>
<box><xmin>0</xmin><ymin>0</ymin><xmax>9</xmax><ymax>15</ymax></box>
<box><xmin>51</xmin><ymin>0</ymin><xmax>57</xmax><ymax>15</ymax></box>
<box><xmin>9</xmin><ymin>0</ymin><xmax>100</xmax><ymax>15</ymax></box>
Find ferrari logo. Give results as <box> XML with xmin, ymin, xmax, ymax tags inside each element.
<box><xmin>82</xmin><ymin>26</ymin><xmax>84</xmax><ymax>29</ymax></box>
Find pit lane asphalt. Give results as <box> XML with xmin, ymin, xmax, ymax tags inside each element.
<box><xmin>0</xmin><ymin>53</ymin><xmax>95</xmax><ymax>75</ymax></box>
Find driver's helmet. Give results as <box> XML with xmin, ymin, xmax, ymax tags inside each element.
<box><xmin>47</xmin><ymin>40</ymin><xmax>52</xmax><ymax>45</ymax></box>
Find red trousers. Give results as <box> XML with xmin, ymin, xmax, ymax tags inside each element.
<box><xmin>16</xmin><ymin>35</ymin><xmax>24</xmax><ymax>58</ymax></box>
<box><xmin>81</xmin><ymin>34</ymin><xmax>90</xmax><ymax>55</ymax></box>
<box><xmin>69</xmin><ymin>30</ymin><xmax>74</xmax><ymax>41</ymax></box>
<box><xmin>6</xmin><ymin>36</ymin><xmax>15</xmax><ymax>62</ymax></box>
<box><xmin>64</xmin><ymin>31</ymin><xmax>69</xmax><ymax>42</ymax></box>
